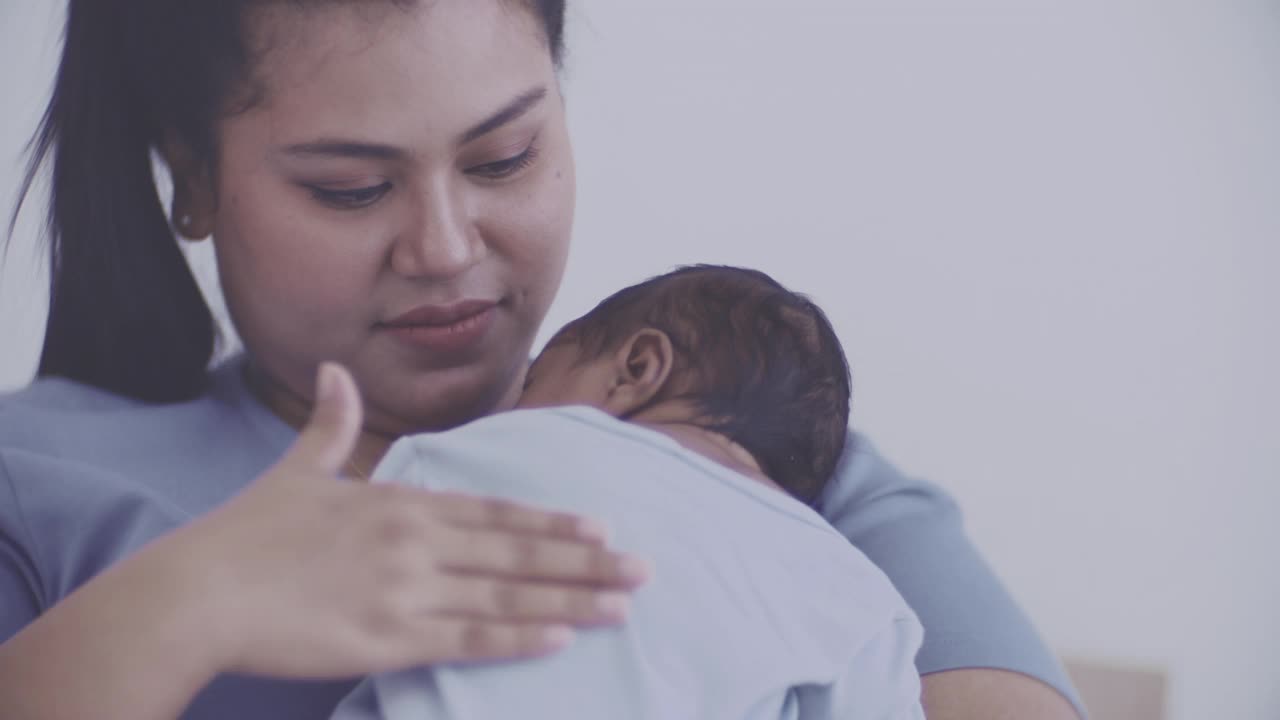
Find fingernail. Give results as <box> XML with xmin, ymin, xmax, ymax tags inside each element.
<box><xmin>596</xmin><ymin>593</ymin><xmax>630</xmax><ymax>619</ymax></box>
<box><xmin>542</xmin><ymin>626</ymin><xmax>575</xmax><ymax>649</ymax></box>
<box><xmin>619</xmin><ymin>556</ymin><xmax>652</xmax><ymax>583</ymax></box>
<box><xmin>316</xmin><ymin>363</ymin><xmax>335</xmax><ymax>402</ymax></box>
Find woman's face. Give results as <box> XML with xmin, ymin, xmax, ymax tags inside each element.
<box><xmin>205</xmin><ymin>0</ymin><xmax>575</xmax><ymax>434</ymax></box>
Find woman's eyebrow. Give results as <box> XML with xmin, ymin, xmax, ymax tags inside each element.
<box><xmin>457</xmin><ymin>85</ymin><xmax>548</xmax><ymax>146</ymax></box>
<box><xmin>276</xmin><ymin>86</ymin><xmax>549</xmax><ymax>160</ymax></box>
<box><xmin>279</xmin><ymin>141</ymin><xmax>404</xmax><ymax>160</ymax></box>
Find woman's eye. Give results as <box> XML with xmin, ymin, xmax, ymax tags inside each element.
<box><xmin>308</xmin><ymin>182</ymin><xmax>392</xmax><ymax>210</ymax></box>
<box><xmin>468</xmin><ymin>144</ymin><xmax>540</xmax><ymax>180</ymax></box>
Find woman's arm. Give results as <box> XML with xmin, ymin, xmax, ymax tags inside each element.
<box><xmin>0</xmin><ymin>365</ymin><xmax>647</xmax><ymax>720</ymax></box>
<box><xmin>922</xmin><ymin>668</ymin><xmax>1082</xmax><ymax>720</ymax></box>
<box><xmin>0</xmin><ymin>530</ymin><xmax>225</xmax><ymax>720</ymax></box>
<box><xmin>819</xmin><ymin>434</ymin><xmax>1085</xmax><ymax>720</ymax></box>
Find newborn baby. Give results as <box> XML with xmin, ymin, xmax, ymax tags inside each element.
<box><xmin>332</xmin><ymin>265</ymin><xmax>925</xmax><ymax>720</ymax></box>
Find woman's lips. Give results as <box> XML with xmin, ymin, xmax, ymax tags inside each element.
<box><xmin>379</xmin><ymin>300</ymin><xmax>498</xmax><ymax>354</ymax></box>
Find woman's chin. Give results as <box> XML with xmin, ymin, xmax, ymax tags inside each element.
<box><xmin>361</xmin><ymin>361</ymin><xmax>523</xmax><ymax>436</ymax></box>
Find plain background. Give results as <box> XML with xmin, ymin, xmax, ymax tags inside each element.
<box><xmin>2</xmin><ymin>2</ymin><xmax>1278</xmax><ymax>719</ymax></box>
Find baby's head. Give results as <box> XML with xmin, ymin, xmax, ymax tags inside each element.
<box><xmin>518</xmin><ymin>265</ymin><xmax>852</xmax><ymax>505</ymax></box>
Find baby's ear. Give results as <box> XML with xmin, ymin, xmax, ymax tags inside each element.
<box><xmin>604</xmin><ymin>329</ymin><xmax>675</xmax><ymax>417</ymax></box>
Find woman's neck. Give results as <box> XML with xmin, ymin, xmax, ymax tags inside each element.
<box><xmin>242</xmin><ymin>363</ymin><xmax>394</xmax><ymax>481</ymax></box>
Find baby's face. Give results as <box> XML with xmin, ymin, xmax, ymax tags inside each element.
<box><xmin>516</xmin><ymin>340</ymin><xmax>615</xmax><ymax>410</ymax></box>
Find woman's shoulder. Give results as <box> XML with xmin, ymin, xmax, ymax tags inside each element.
<box><xmin>0</xmin><ymin>357</ymin><xmax>289</xmax><ymax>469</ymax></box>
<box><xmin>1</xmin><ymin>375</ymin><xmax>153</xmax><ymax>456</ymax></box>
<box><xmin>1</xmin><ymin>373</ymin><xmax>144</xmax><ymax>417</ymax></box>
<box><xmin>0</xmin><ymin>358</ymin><xmax>293</xmax><ymax>607</ymax></box>
<box><xmin>819</xmin><ymin>432</ymin><xmax>962</xmax><ymax>531</ymax></box>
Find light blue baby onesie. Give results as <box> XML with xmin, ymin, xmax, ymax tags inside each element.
<box><xmin>332</xmin><ymin>406</ymin><xmax>925</xmax><ymax>720</ymax></box>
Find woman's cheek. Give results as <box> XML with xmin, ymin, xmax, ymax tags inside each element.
<box><xmin>505</xmin><ymin>161</ymin><xmax>576</xmax><ymax>304</ymax></box>
<box><xmin>216</xmin><ymin>199</ymin><xmax>383</xmax><ymax>352</ymax></box>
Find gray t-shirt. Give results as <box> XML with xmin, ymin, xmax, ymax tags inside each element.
<box><xmin>0</xmin><ymin>357</ymin><xmax>1084</xmax><ymax>719</ymax></box>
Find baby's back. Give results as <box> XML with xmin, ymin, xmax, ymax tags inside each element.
<box><xmin>334</xmin><ymin>407</ymin><xmax>924</xmax><ymax>720</ymax></box>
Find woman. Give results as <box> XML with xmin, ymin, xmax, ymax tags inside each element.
<box><xmin>0</xmin><ymin>1</ymin><xmax>1083</xmax><ymax>718</ymax></box>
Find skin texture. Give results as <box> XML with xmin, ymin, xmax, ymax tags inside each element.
<box><xmin>181</xmin><ymin>1</ymin><xmax>576</xmax><ymax>447</ymax></box>
<box><xmin>923</xmin><ymin>669</ymin><xmax>1083</xmax><ymax>720</ymax></box>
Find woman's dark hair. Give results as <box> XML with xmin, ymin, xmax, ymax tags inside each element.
<box><xmin>551</xmin><ymin>265</ymin><xmax>853</xmax><ymax>505</ymax></box>
<box><xmin>12</xmin><ymin>0</ymin><xmax>567</xmax><ymax>403</ymax></box>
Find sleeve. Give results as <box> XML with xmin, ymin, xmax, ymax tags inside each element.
<box><xmin>0</xmin><ymin>453</ymin><xmax>45</xmax><ymax>645</ymax></box>
<box><xmin>818</xmin><ymin>432</ymin><xmax>1086</xmax><ymax>716</ymax></box>
<box><xmin>795</xmin><ymin>617</ymin><xmax>926</xmax><ymax>720</ymax></box>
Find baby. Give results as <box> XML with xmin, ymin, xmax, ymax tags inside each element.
<box><xmin>518</xmin><ymin>264</ymin><xmax>853</xmax><ymax>505</ymax></box>
<box><xmin>333</xmin><ymin>265</ymin><xmax>925</xmax><ymax>720</ymax></box>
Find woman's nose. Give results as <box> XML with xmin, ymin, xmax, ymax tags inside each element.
<box><xmin>389</xmin><ymin>179</ymin><xmax>484</xmax><ymax>279</ymax></box>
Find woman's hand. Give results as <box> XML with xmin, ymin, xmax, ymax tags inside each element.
<box><xmin>187</xmin><ymin>363</ymin><xmax>650</xmax><ymax>679</ymax></box>
<box><xmin>0</xmin><ymin>364</ymin><xmax>645</xmax><ymax>720</ymax></box>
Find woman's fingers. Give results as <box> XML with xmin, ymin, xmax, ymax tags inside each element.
<box><xmin>431</xmin><ymin>576</ymin><xmax>631</xmax><ymax>625</ymax></box>
<box><xmin>428</xmin><ymin>492</ymin><xmax>610</xmax><ymax>543</ymax></box>
<box><xmin>279</xmin><ymin>363</ymin><xmax>363</xmax><ymax>475</ymax></box>
<box><xmin>179</xmin><ymin>365</ymin><xmax>652</xmax><ymax>678</ymax></box>
<box><xmin>437</xmin><ymin>529</ymin><xmax>651</xmax><ymax>588</ymax></box>
<box><xmin>414</xmin><ymin>620</ymin><xmax>576</xmax><ymax>665</ymax></box>
<box><xmin>366</xmin><ymin>618</ymin><xmax>576</xmax><ymax>672</ymax></box>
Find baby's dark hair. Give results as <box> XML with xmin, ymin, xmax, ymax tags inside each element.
<box><xmin>553</xmin><ymin>265</ymin><xmax>852</xmax><ymax>505</ymax></box>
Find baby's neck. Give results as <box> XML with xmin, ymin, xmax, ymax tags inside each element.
<box><xmin>625</xmin><ymin>405</ymin><xmax>783</xmax><ymax>494</ymax></box>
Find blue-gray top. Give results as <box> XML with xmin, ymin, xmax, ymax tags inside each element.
<box><xmin>0</xmin><ymin>358</ymin><xmax>1083</xmax><ymax>719</ymax></box>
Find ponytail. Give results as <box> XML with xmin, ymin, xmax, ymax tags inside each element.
<box><xmin>13</xmin><ymin>0</ymin><xmax>570</xmax><ymax>403</ymax></box>
<box><xmin>18</xmin><ymin>0</ymin><xmax>218</xmax><ymax>403</ymax></box>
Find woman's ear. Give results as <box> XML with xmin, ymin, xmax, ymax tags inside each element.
<box><xmin>603</xmin><ymin>328</ymin><xmax>676</xmax><ymax>417</ymax></box>
<box><xmin>161</xmin><ymin>135</ymin><xmax>216</xmax><ymax>240</ymax></box>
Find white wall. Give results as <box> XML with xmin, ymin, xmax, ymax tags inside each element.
<box><xmin>0</xmin><ymin>0</ymin><xmax>57</xmax><ymax>386</ymax></box>
<box><xmin>3</xmin><ymin>2</ymin><xmax>1278</xmax><ymax>719</ymax></box>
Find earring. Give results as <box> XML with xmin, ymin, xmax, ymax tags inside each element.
<box><xmin>174</xmin><ymin>214</ymin><xmax>195</xmax><ymax>235</ymax></box>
